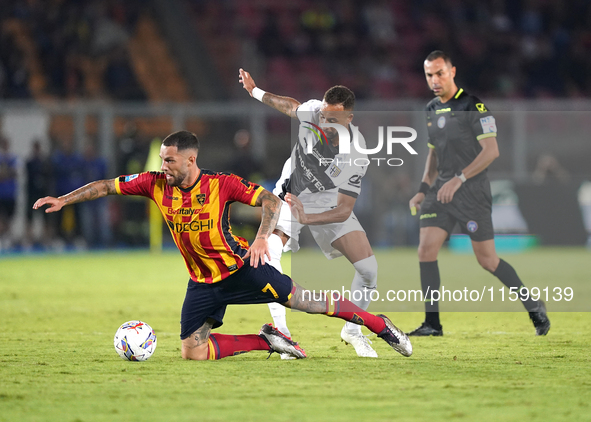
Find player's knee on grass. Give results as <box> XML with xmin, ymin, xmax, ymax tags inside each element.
<box><xmin>181</xmin><ymin>341</ymin><xmax>209</xmax><ymax>360</ymax></box>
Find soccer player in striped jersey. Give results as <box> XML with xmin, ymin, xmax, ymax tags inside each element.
<box><xmin>239</xmin><ymin>69</ymin><xmax>380</xmax><ymax>358</ymax></box>
<box><xmin>34</xmin><ymin>131</ymin><xmax>412</xmax><ymax>360</ymax></box>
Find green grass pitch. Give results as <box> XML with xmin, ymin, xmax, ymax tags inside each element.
<box><xmin>1</xmin><ymin>248</ymin><xmax>590</xmax><ymax>422</ymax></box>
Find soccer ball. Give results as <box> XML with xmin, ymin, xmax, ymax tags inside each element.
<box><xmin>113</xmin><ymin>320</ymin><xmax>157</xmax><ymax>361</ymax></box>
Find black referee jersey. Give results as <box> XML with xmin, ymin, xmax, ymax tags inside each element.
<box><xmin>425</xmin><ymin>88</ymin><xmax>497</xmax><ymax>182</ymax></box>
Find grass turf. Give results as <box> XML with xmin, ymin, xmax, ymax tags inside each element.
<box><xmin>1</xmin><ymin>248</ymin><xmax>590</xmax><ymax>422</ymax></box>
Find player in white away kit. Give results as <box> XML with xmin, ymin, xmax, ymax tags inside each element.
<box><xmin>239</xmin><ymin>68</ymin><xmax>379</xmax><ymax>358</ymax></box>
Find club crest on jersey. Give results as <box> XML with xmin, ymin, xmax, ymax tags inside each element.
<box><xmin>328</xmin><ymin>163</ymin><xmax>342</xmax><ymax>178</ymax></box>
<box><xmin>196</xmin><ymin>194</ymin><xmax>206</xmax><ymax>206</ymax></box>
<box><xmin>437</xmin><ymin>116</ymin><xmax>446</xmax><ymax>128</ymax></box>
<box><xmin>467</xmin><ymin>221</ymin><xmax>478</xmax><ymax>233</ymax></box>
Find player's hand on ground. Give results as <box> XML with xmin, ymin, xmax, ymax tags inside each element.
<box><xmin>33</xmin><ymin>196</ymin><xmax>64</xmax><ymax>213</ymax></box>
<box><xmin>409</xmin><ymin>193</ymin><xmax>425</xmax><ymax>216</ymax></box>
<box><xmin>244</xmin><ymin>237</ymin><xmax>270</xmax><ymax>268</ymax></box>
<box><xmin>437</xmin><ymin>178</ymin><xmax>462</xmax><ymax>204</ymax></box>
<box><xmin>239</xmin><ymin>69</ymin><xmax>256</xmax><ymax>96</ymax></box>
<box><xmin>285</xmin><ymin>193</ymin><xmax>307</xmax><ymax>224</ymax></box>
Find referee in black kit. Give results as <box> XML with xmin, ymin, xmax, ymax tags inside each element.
<box><xmin>407</xmin><ymin>51</ymin><xmax>550</xmax><ymax>336</ymax></box>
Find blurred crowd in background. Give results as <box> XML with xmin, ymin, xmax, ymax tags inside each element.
<box><xmin>192</xmin><ymin>0</ymin><xmax>591</xmax><ymax>100</ymax></box>
<box><xmin>3</xmin><ymin>0</ymin><xmax>591</xmax><ymax>101</ymax></box>
<box><xmin>1</xmin><ymin>0</ymin><xmax>590</xmax><ymax>252</ymax></box>
<box><xmin>0</xmin><ymin>0</ymin><xmax>144</xmax><ymax>100</ymax></box>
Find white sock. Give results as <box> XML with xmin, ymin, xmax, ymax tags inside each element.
<box><xmin>345</xmin><ymin>255</ymin><xmax>378</xmax><ymax>334</ymax></box>
<box><xmin>266</xmin><ymin>234</ymin><xmax>291</xmax><ymax>338</ymax></box>
<box><xmin>268</xmin><ymin>302</ymin><xmax>290</xmax><ymax>338</ymax></box>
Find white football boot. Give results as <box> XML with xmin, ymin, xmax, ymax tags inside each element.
<box><xmin>340</xmin><ymin>326</ymin><xmax>378</xmax><ymax>358</ymax></box>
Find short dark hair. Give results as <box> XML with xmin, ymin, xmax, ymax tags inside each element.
<box><xmin>162</xmin><ymin>130</ymin><xmax>200</xmax><ymax>152</ymax></box>
<box><xmin>425</xmin><ymin>50</ymin><xmax>453</xmax><ymax>67</ymax></box>
<box><xmin>323</xmin><ymin>85</ymin><xmax>355</xmax><ymax>110</ymax></box>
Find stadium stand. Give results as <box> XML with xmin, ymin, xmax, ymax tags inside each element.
<box><xmin>184</xmin><ymin>0</ymin><xmax>591</xmax><ymax>100</ymax></box>
<box><xmin>0</xmin><ymin>0</ymin><xmax>147</xmax><ymax>100</ymax></box>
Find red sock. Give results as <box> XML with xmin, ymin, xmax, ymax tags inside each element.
<box><xmin>206</xmin><ymin>333</ymin><xmax>270</xmax><ymax>360</ymax></box>
<box><xmin>324</xmin><ymin>292</ymin><xmax>386</xmax><ymax>334</ymax></box>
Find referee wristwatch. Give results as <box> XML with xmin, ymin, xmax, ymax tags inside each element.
<box><xmin>456</xmin><ymin>172</ymin><xmax>467</xmax><ymax>183</ymax></box>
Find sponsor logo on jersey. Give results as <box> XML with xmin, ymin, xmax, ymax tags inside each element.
<box><xmin>295</xmin><ymin>146</ymin><xmax>327</xmax><ymax>191</ymax></box>
<box><xmin>167</xmin><ymin>207</ymin><xmax>201</xmax><ymax>216</ymax></box>
<box><xmin>303</xmin><ymin>121</ymin><xmax>329</xmax><ymax>146</ymax></box>
<box><xmin>437</xmin><ymin>116</ymin><xmax>446</xmax><ymax>128</ymax></box>
<box><xmin>304</xmin><ymin>123</ymin><xmax>418</xmax><ymax>156</ymax></box>
<box><xmin>348</xmin><ymin>174</ymin><xmax>362</xmax><ymax>187</ymax></box>
<box><xmin>467</xmin><ymin>220</ymin><xmax>478</xmax><ymax>232</ymax></box>
<box><xmin>165</xmin><ymin>195</ymin><xmax>181</xmax><ymax>200</ymax></box>
<box><xmin>122</xmin><ymin>174</ymin><xmax>139</xmax><ymax>183</ymax></box>
<box><xmin>166</xmin><ymin>219</ymin><xmax>215</xmax><ymax>233</ymax></box>
<box><xmin>479</xmin><ymin>116</ymin><xmax>497</xmax><ymax>133</ymax></box>
<box><xmin>475</xmin><ymin>103</ymin><xmax>487</xmax><ymax>113</ymax></box>
<box><xmin>436</xmin><ymin>107</ymin><xmax>451</xmax><ymax>114</ymax></box>
<box><xmin>420</xmin><ymin>213</ymin><xmax>437</xmax><ymax>220</ymax></box>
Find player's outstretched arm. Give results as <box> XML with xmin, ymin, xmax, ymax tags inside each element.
<box><xmin>33</xmin><ymin>179</ymin><xmax>117</xmax><ymax>213</ymax></box>
<box><xmin>244</xmin><ymin>189</ymin><xmax>282</xmax><ymax>267</ymax></box>
<box><xmin>238</xmin><ymin>68</ymin><xmax>300</xmax><ymax>119</ymax></box>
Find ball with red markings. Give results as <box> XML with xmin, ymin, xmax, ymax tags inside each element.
<box><xmin>114</xmin><ymin>320</ymin><xmax>157</xmax><ymax>361</ymax></box>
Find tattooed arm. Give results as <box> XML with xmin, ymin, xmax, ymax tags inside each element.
<box><xmin>244</xmin><ymin>189</ymin><xmax>281</xmax><ymax>267</ymax></box>
<box><xmin>33</xmin><ymin>179</ymin><xmax>118</xmax><ymax>213</ymax></box>
<box><xmin>254</xmin><ymin>189</ymin><xmax>281</xmax><ymax>240</ymax></box>
<box><xmin>239</xmin><ymin>68</ymin><xmax>300</xmax><ymax>119</ymax></box>
<box><xmin>261</xmin><ymin>93</ymin><xmax>300</xmax><ymax>119</ymax></box>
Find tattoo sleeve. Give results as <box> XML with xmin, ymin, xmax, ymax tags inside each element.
<box><xmin>60</xmin><ymin>179</ymin><xmax>117</xmax><ymax>206</ymax></box>
<box><xmin>262</xmin><ymin>93</ymin><xmax>300</xmax><ymax>119</ymax></box>
<box><xmin>255</xmin><ymin>189</ymin><xmax>281</xmax><ymax>240</ymax></box>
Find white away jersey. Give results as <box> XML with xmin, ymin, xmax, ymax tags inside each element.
<box><xmin>273</xmin><ymin>99</ymin><xmax>368</xmax><ymax>209</ymax></box>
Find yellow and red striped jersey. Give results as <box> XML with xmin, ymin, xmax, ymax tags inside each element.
<box><xmin>115</xmin><ymin>170</ymin><xmax>262</xmax><ymax>284</ymax></box>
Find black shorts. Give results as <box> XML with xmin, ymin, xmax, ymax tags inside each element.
<box><xmin>419</xmin><ymin>177</ymin><xmax>494</xmax><ymax>242</ymax></box>
<box><xmin>180</xmin><ymin>262</ymin><xmax>294</xmax><ymax>340</ymax></box>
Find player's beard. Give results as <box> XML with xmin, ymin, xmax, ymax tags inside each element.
<box><xmin>325</xmin><ymin>130</ymin><xmax>338</xmax><ymax>145</ymax></box>
<box><xmin>166</xmin><ymin>172</ymin><xmax>187</xmax><ymax>187</ymax></box>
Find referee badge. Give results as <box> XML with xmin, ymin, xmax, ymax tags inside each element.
<box><xmin>437</xmin><ymin>116</ymin><xmax>446</xmax><ymax>128</ymax></box>
<box><xmin>467</xmin><ymin>221</ymin><xmax>478</xmax><ymax>233</ymax></box>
